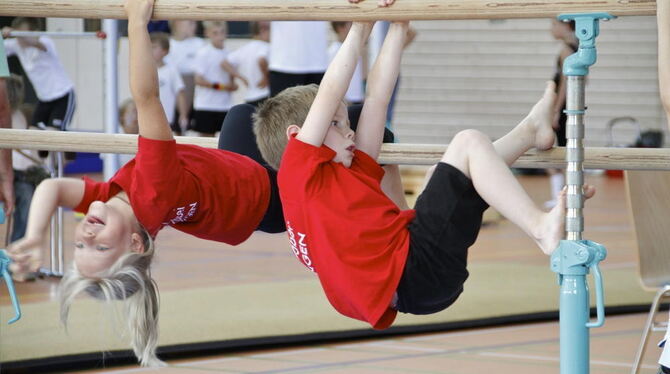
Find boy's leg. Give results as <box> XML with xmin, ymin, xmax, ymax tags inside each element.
<box><xmin>491</xmin><ymin>81</ymin><xmax>556</xmax><ymax>165</ymax></box>
<box><xmin>47</xmin><ymin>90</ymin><xmax>76</xmax><ymax>131</ymax></box>
<box><xmin>440</xmin><ymin>83</ymin><xmax>583</xmax><ymax>254</ymax></box>
<box><xmin>442</xmin><ymin>129</ymin><xmax>563</xmax><ymax>254</ymax></box>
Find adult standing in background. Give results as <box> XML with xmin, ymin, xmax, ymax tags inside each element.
<box><xmin>268</xmin><ymin>21</ymin><xmax>329</xmax><ymax>97</ymax></box>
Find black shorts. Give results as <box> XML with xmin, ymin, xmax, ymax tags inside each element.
<box><xmin>255</xmin><ymin>166</ymin><xmax>285</xmax><ymax>233</ymax></box>
<box><xmin>193</xmin><ymin>110</ymin><xmax>227</xmax><ymax>135</ymax></box>
<box><xmin>32</xmin><ymin>90</ymin><xmax>76</xmax><ymax>131</ymax></box>
<box><xmin>395</xmin><ymin>162</ymin><xmax>489</xmax><ymax>315</ymax></box>
<box><xmin>269</xmin><ymin>71</ymin><xmax>324</xmax><ymax>97</ymax></box>
<box><xmin>555</xmin><ymin>104</ymin><xmax>567</xmax><ymax>147</ymax></box>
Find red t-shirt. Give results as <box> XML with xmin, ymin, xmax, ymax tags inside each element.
<box><xmin>278</xmin><ymin>137</ymin><xmax>415</xmax><ymax>329</ymax></box>
<box><xmin>74</xmin><ymin>136</ymin><xmax>270</xmax><ymax>245</ymax></box>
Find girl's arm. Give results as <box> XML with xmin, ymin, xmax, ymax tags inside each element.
<box><xmin>126</xmin><ymin>0</ymin><xmax>173</xmax><ymax>141</ymax></box>
<box><xmin>8</xmin><ymin>178</ymin><xmax>84</xmax><ymax>275</ymax></box>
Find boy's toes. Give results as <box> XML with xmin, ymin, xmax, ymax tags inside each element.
<box><xmin>545</xmin><ymin>80</ymin><xmax>556</xmax><ymax>93</ymax></box>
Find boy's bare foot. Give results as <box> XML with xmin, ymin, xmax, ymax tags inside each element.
<box><xmin>535</xmin><ymin>184</ymin><xmax>596</xmax><ymax>255</ymax></box>
<box><xmin>526</xmin><ymin>81</ymin><xmax>557</xmax><ymax>151</ymax></box>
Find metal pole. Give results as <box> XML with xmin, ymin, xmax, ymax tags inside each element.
<box><xmin>565</xmin><ymin>76</ymin><xmax>585</xmax><ymax>241</ymax></box>
<box><xmin>552</xmin><ymin>12</ymin><xmax>613</xmax><ymax>374</ymax></box>
<box><xmin>56</xmin><ymin>151</ymin><xmax>64</xmax><ymax>276</ymax></box>
<box><xmin>103</xmin><ymin>19</ymin><xmax>120</xmax><ymax>180</ymax></box>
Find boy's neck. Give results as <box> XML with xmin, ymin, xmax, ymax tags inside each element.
<box><xmin>155</xmin><ymin>59</ymin><xmax>165</xmax><ymax>68</ymax></box>
<box><xmin>211</xmin><ymin>41</ymin><xmax>224</xmax><ymax>49</ymax></box>
<box><xmin>172</xmin><ymin>34</ymin><xmax>189</xmax><ymax>42</ymax></box>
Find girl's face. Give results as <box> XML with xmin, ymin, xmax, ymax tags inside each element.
<box><xmin>73</xmin><ymin>200</ymin><xmax>139</xmax><ymax>277</ymax></box>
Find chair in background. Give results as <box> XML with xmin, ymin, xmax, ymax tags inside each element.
<box><xmin>626</xmin><ymin>170</ymin><xmax>670</xmax><ymax>374</ymax></box>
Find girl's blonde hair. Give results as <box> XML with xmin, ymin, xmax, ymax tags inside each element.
<box><xmin>58</xmin><ymin>226</ymin><xmax>164</xmax><ymax>367</ymax></box>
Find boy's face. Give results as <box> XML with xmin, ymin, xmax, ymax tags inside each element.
<box><xmin>257</xmin><ymin>21</ymin><xmax>270</xmax><ymax>42</ymax></box>
<box><xmin>172</xmin><ymin>20</ymin><xmax>197</xmax><ymax>38</ymax></box>
<box><xmin>151</xmin><ymin>42</ymin><xmax>168</xmax><ymax>64</ymax></box>
<box><xmin>206</xmin><ymin>26</ymin><xmax>227</xmax><ymax>48</ymax></box>
<box><xmin>323</xmin><ymin>103</ymin><xmax>356</xmax><ymax>167</ymax></box>
<box><xmin>15</xmin><ymin>22</ymin><xmax>39</xmax><ymax>47</ymax></box>
<box><xmin>73</xmin><ymin>200</ymin><xmax>138</xmax><ymax>277</ymax></box>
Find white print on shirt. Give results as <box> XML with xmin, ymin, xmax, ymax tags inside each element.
<box><xmin>286</xmin><ymin>221</ymin><xmax>315</xmax><ymax>272</ymax></box>
<box><xmin>164</xmin><ymin>202</ymin><xmax>199</xmax><ymax>225</ymax></box>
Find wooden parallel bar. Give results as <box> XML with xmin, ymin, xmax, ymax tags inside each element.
<box><xmin>0</xmin><ymin>0</ymin><xmax>657</xmax><ymax>21</ymax></box>
<box><xmin>0</xmin><ymin>129</ymin><xmax>668</xmax><ymax>170</ymax></box>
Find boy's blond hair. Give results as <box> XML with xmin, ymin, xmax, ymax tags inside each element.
<box><xmin>253</xmin><ymin>84</ymin><xmax>318</xmax><ymax>170</ymax></box>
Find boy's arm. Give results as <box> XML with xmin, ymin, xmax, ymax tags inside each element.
<box><xmin>354</xmin><ymin>22</ymin><xmax>408</xmax><ymax>159</ymax></box>
<box><xmin>176</xmin><ymin>90</ymin><xmax>189</xmax><ymax>131</ymax></box>
<box><xmin>659</xmin><ymin>1</ymin><xmax>670</xmax><ymax>127</ymax></box>
<box><xmin>221</xmin><ymin>60</ymin><xmax>248</xmax><ymax>86</ymax></box>
<box><xmin>297</xmin><ymin>22</ymin><xmax>373</xmax><ymax>147</ymax></box>
<box><xmin>8</xmin><ymin>178</ymin><xmax>84</xmax><ymax>274</ymax></box>
<box><xmin>195</xmin><ymin>73</ymin><xmax>238</xmax><ymax>92</ymax></box>
<box><xmin>125</xmin><ymin>0</ymin><xmax>173</xmax><ymax>141</ymax></box>
<box><xmin>257</xmin><ymin>57</ymin><xmax>269</xmax><ymax>88</ymax></box>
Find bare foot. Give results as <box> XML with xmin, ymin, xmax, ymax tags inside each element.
<box><xmin>526</xmin><ymin>81</ymin><xmax>557</xmax><ymax>151</ymax></box>
<box><xmin>535</xmin><ymin>184</ymin><xmax>596</xmax><ymax>255</ymax></box>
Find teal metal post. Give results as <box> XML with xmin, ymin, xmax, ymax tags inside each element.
<box><xmin>550</xmin><ymin>13</ymin><xmax>613</xmax><ymax>374</ymax></box>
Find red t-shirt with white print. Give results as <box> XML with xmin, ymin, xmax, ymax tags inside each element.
<box><xmin>74</xmin><ymin>136</ymin><xmax>270</xmax><ymax>244</ymax></box>
<box><xmin>277</xmin><ymin>136</ymin><xmax>415</xmax><ymax>329</ymax></box>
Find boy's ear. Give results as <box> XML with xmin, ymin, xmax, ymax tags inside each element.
<box><xmin>130</xmin><ymin>232</ymin><xmax>146</xmax><ymax>254</ymax></box>
<box><xmin>286</xmin><ymin>125</ymin><xmax>300</xmax><ymax>139</ymax></box>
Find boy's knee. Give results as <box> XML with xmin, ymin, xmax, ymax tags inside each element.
<box><xmin>451</xmin><ymin>129</ymin><xmax>490</xmax><ymax>149</ymax></box>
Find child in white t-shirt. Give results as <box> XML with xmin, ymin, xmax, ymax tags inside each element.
<box><xmin>165</xmin><ymin>20</ymin><xmax>204</xmax><ymax>134</ymax></box>
<box><xmin>2</xmin><ymin>18</ymin><xmax>76</xmax><ymax>132</ymax></box>
<box><xmin>192</xmin><ymin>21</ymin><xmax>237</xmax><ymax>137</ymax></box>
<box><xmin>149</xmin><ymin>32</ymin><xmax>188</xmax><ymax>134</ymax></box>
<box><xmin>328</xmin><ymin>21</ymin><xmax>365</xmax><ymax>105</ymax></box>
<box><xmin>221</xmin><ymin>21</ymin><xmax>270</xmax><ymax>107</ymax></box>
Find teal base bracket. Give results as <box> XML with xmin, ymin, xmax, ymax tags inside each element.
<box><xmin>551</xmin><ymin>240</ymin><xmax>607</xmax><ymax>374</ymax></box>
<box><xmin>0</xmin><ymin>249</ymin><xmax>21</xmax><ymax>324</ymax></box>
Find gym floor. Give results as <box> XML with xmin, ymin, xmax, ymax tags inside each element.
<box><xmin>1</xmin><ymin>170</ymin><xmax>664</xmax><ymax>373</ymax></box>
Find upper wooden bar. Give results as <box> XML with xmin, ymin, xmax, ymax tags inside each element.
<box><xmin>0</xmin><ymin>129</ymin><xmax>668</xmax><ymax>170</ymax></box>
<box><xmin>0</xmin><ymin>0</ymin><xmax>657</xmax><ymax>21</ymax></box>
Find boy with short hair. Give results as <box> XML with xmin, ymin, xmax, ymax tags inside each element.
<box><xmin>254</xmin><ymin>17</ymin><xmax>594</xmax><ymax>329</ymax></box>
<box><xmin>221</xmin><ymin>21</ymin><xmax>270</xmax><ymax>107</ymax></box>
<box><xmin>149</xmin><ymin>32</ymin><xmax>189</xmax><ymax>134</ymax></box>
<box><xmin>192</xmin><ymin>21</ymin><xmax>236</xmax><ymax>137</ymax></box>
